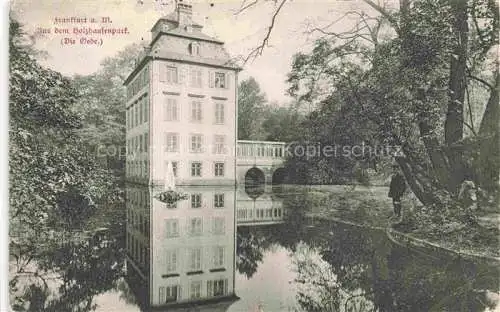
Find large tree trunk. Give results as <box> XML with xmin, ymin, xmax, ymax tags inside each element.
<box><xmin>475</xmin><ymin>72</ymin><xmax>500</xmax><ymax>190</ymax></box>
<box><xmin>445</xmin><ymin>0</ymin><xmax>469</xmax><ymax>192</ymax></box>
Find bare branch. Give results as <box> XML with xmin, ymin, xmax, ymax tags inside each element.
<box><xmin>361</xmin><ymin>0</ymin><xmax>400</xmax><ymax>34</ymax></box>
<box><xmin>465</xmin><ymin>84</ymin><xmax>477</xmax><ymax>136</ymax></box>
<box><xmin>234</xmin><ymin>0</ymin><xmax>259</xmax><ymax>15</ymax></box>
<box><xmin>243</xmin><ymin>0</ymin><xmax>288</xmax><ymax>64</ymax></box>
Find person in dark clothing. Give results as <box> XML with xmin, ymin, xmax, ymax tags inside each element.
<box><xmin>388</xmin><ymin>164</ymin><xmax>406</xmax><ymax>218</ymax></box>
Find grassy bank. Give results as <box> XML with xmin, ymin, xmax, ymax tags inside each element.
<box><xmin>295</xmin><ymin>185</ymin><xmax>500</xmax><ymax>259</ymax></box>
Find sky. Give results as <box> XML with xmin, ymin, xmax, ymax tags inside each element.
<box><xmin>9</xmin><ymin>0</ymin><xmax>393</xmax><ymax>104</ymax></box>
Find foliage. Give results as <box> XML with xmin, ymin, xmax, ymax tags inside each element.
<box><xmin>155</xmin><ymin>190</ymin><xmax>189</xmax><ymax>204</ymax></box>
<box><xmin>9</xmin><ymin>17</ymin><xmax>127</xmax><ymax>311</ymax></box>
<box><xmin>283</xmin><ymin>0</ymin><xmax>499</xmax><ymax>215</ymax></box>
<box><xmin>237</xmin><ymin>77</ymin><xmax>268</xmax><ymax>140</ymax></box>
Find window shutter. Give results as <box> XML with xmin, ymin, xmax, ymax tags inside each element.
<box><xmin>225</xmin><ymin>73</ymin><xmax>231</xmax><ymax>89</ymax></box>
<box><xmin>159</xmin><ymin>287</ymin><xmax>165</xmax><ymax>303</ymax></box>
<box><xmin>224</xmin><ymin>279</ymin><xmax>228</xmax><ymax>295</ymax></box>
<box><xmin>207</xmin><ymin>281</ymin><xmax>213</xmax><ymax>297</ymax></box>
<box><xmin>209</xmin><ymin>71</ymin><xmax>214</xmax><ymax>88</ymax></box>
<box><xmin>164</xmin><ymin>220</ymin><xmax>170</xmax><ymax>238</ymax></box>
<box><xmin>179</xmin><ymin>66</ymin><xmax>186</xmax><ymax>84</ymax></box>
<box><xmin>159</xmin><ymin>64</ymin><xmax>166</xmax><ymax>82</ymax></box>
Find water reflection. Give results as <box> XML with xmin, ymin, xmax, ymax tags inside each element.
<box><xmin>125</xmin><ymin>184</ymin><xmax>238</xmax><ymax>311</ymax></box>
<box><xmin>120</xmin><ymin>186</ymin><xmax>500</xmax><ymax>311</ymax></box>
<box><xmin>11</xmin><ymin>185</ymin><xmax>498</xmax><ymax>311</ymax></box>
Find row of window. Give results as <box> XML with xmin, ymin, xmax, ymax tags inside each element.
<box><xmin>166</xmin><ymin>193</ymin><xmax>225</xmax><ymax>209</ymax></box>
<box><xmin>164</xmin><ymin>216</ymin><xmax>226</xmax><ymax>238</ymax></box>
<box><xmin>164</xmin><ymin>133</ymin><xmax>227</xmax><ymax>154</ymax></box>
<box><xmin>158</xmin><ymin>279</ymin><xmax>228</xmax><ymax>303</ymax></box>
<box><xmin>127</xmin><ymin>132</ymin><xmax>149</xmax><ymax>155</ymax></box>
<box><xmin>126</xmin><ymin>160</ymin><xmax>149</xmax><ymax>179</ymax></box>
<box><xmin>125</xmin><ymin>160</ymin><xmax>225</xmax><ymax>179</ymax></box>
<box><xmin>127</xmin><ymin>66</ymin><xmax>149</xmax><ymax>99</ymax></box>
<box><xmin>163</xmin><ymin>98</ymin><xmax>225</xmax><ymax>124</ymax></box>
<box><xmin>164</xmin><ymin>246</ymin><xmax>226</xmax><ymax>275</ymax></box>
<box><xmin>127</xmin><ymin>188</ymin><xmax>149</xmax><ymax>207</ymax></box>
<box><xmin>127</xmin><ymin>232</ymin><xmax>149</xmax><ymax>269</ymax></box>
<box><xmin>126</xmin><ymin>95</ymin><xmax>149</xmax><ymax>130</ymax></box>
<box><xmin>127</xmin><ymin>208</ymin><xmax>150</xmax><ymax>238</ymax></box>
<box><xmin>159</xmin><ymin>64</ymin><xmax>230</xmax><ymax>89</ymax></box>
<box><xmin>126</xmin><ymin>134</ymin><xmax>228</xmax><ymax>155</ymax></box>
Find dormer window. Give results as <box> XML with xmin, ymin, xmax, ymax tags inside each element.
<box><xmin>189</xmin><ymin>42</ymin><xmax>201</xmax><ymax>56</ymax></box>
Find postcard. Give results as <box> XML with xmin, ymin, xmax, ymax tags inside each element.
<box><xmin>7</xmin><ymin>0</ymin><xmax>500</xmax><ymax>311</ymax></box>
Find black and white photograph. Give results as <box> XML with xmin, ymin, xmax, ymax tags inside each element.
<box><xmin>5</xmin><ymin>0</ymin><xmax>500</xmax><ymax>311</ymax></box>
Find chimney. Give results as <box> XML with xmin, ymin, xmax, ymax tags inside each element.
<box><xmin>177</xmin><ymin>0</ymin><xmax>193</xmax><ymax>27</ymax></box>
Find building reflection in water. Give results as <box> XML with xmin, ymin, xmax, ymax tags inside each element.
<box><xmin>125</xmin><ymin>184</ymin><xmax>238</xmax><ymax>311</ymax></box>
<box><xmin>236</xmin><ymin>186</ymin><xmax>284</xmax><ymax>226</ymax></box>
<box><xmin>124</xmin><ymin>184</ymin><xmax>285</xmax><ymax>311</ymax></box>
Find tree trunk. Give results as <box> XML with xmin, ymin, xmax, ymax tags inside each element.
<box><xmin>476</xmin><ymin>72</ymin><xmax>500</xmax><ymax>190</ymax></box>
<box><xmin>445</xmin><ymin>0</ymin><xmax>469</xmax><ymax>192</ymax></box>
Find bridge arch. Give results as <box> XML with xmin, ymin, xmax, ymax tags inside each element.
<box><xmin>244</xmin><ymin>167</ymin><xmax>265</xmax><ymax>186</ymax></box>
<box><xmin>271</xmin><ymin>167</ymin><xmax>287</xmax><ymax>185</ymax></box>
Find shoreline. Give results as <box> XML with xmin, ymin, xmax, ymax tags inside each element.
<box><xmin>305</xmin><ymin>211</ymin><xmax>500</xmax><ymax>264</ymax></box>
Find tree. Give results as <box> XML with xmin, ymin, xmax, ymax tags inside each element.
<box><xmin>241</xmin><ymin>0</ymin><xmax>499</xmax><ymax>212</ymax></box>
<box><xmin>72</xmin><ymin>43</ymin><xmax>145</xmax><ymax>179</ymax></box>
<box><xmin>9</xmin><ymin>17</ymin><xmax>124</xmax><ymax>310</ymax></box>
<box><xmin>261</xmin><ymin>106</ymin><xmax>304</xmax><ymax>142</ymax></box>
<box><xmin>238</xmin><ymin>77</ymin><xmax>268</xmax><ymax>140</ymax></box>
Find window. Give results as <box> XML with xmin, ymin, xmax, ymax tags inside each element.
<box><xmin>214</xmin><ymin>193</ymin><xmax>224</xmax><ymax>208</ymax></box>
<box><xmin>215</xmin><ymin>72</ymin><xmax>226</xmax><ymax>88</ymax></box>
<box><xmin>214</xmin><ymin>136</ymin><xmax>225</xmax><ymax>154</ymax></box>
<box><xmin>212</xmin><ymin>217</ymin><xmax>225</xmax><ymax>235</ymax></box>
<box><xmin>190</xmin><ymin>281</ymin><xmax>202</xmax><ymax>299</ymax></box>
<box><xmin>165</xmin><ymin>249</ymin><xmax>178</xmax><ymax>273</ymax></box>
<box><xmin>189</xmin><ymin>247</ymin><xmax>202</xmax><ymax>270</ymax></box>
<box><xmin>139</xmin><ymin>135</ymin><xmax>143</xmax><ymax>152</ymax></box>
<box><xmin>164</xmin><ymin>219</ymin><xmax>179</xmax><ymax>238</ymax></box>
<box><xmin>134</xmin><ymin>104</ymin><xmax>139</xmax><ymax>127</ymax></box>
<box><xmin>126</xmin><ymin>109</ymin><xmax>129</xmax><ymax>129</ymax></box>
<box><xmin>189</xmin><ymin>42</ymin><xmax>201</xmax><ymax>56</ymax></box>
<box><xmin>213</xmin><ymin>246</ymin><xmax>224</xmax><ymax>268</ymax></box>
<box><xmin>189</xmin><ymin>218</ymin><xmax>203</xmax><ymax>236</ymax></box>
<box><xmin>190</xmin><ymin>135</ymin><xmax>203</xmax><ymax>153</ymax></box>
<box><xmin>191</xmin><ymin>162</ymin><xmax>202</xmax><ymax>177</ymax></box>
<box><xmin>159</xmin><ymin>286</ymin><xmax>179</xmax><ymax>303</ymax></box>
<box><xmin>165</xmin><ymin>133</ymin><xmax>179</xmax><ymax>152</ymax></box>
<box><xmin>215</xmin><ymin>162</ymin><xmax>225</xmax><ymax>177</ymax></box>
<box><xmin>167</xmin><ymin>66</ymin><xmax>178</xmax><ymax>84</ymax></box>
<box><xmin>215</xmin><ymin>102</ymin><xmax>224</xmax><ymax>124</ymax></box>
<box><xmin>164</xmin><ymin>98</ymin><xmax>178</xmax><ymax>121</ymax></box>
<box><xmin>190</xmin><ymin>68</ymin><xmax>202</xmax><ymax>88</ymax></box>
<box><xmin>191</xmin><ymin>194</ymin><xmax>202</xmax><ymax>208</ymax></box>
<box><xmin>139</xmin><ymin>98</ymin><xmax>143</xmax><ymax>124</ymax></box>
<box><xmin>144</xmin><ymin>132</ymin><xmax>149</xmax><ymax>153</ymax></box>
<box><xmin>190</xmin><ymin>101</ymin><xmax>202</xmax><ymax>122</ymax></box>
<box><xmin>207</xmin><ymin>279</ymin><xmax>228</xmax><ymax>297</ymax></box>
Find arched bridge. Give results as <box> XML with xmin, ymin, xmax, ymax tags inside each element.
<box><xmin>236</xmin><ymin>140</ymin><xmax>287</xmax><ymax>185</ymax></box>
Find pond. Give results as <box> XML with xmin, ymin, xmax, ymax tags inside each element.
<box><xmin>9</xmin><ymin>185</ymin><xmax>500</xmax><ymax>312</ymax></box>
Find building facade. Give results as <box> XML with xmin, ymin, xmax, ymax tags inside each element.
<box><xmin>124</xmin><ymin>1</ymin><xmax>241</xmax><ymax>187</ymax></box>
<box><xmin>125</xmin><ymin>185</ymin><xmax>237</xmax><ymax>310</ymax></box>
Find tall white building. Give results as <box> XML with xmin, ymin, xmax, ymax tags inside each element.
<box><xmin>124</xmin><ymin>0</ymin><xmax>241</xmax><ymax>187</ymax></box>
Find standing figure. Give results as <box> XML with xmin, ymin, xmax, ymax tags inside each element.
<box><xmin>388</xmin><ymin>164</ymin><xmax>406</xmax><ymax>218</ymax></box>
